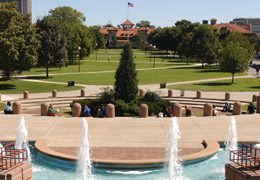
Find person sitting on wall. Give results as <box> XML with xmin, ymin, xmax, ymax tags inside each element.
<box><xmin>4</xmin><ymin>101</ymin><xmax>13</xmax><ymax>114</ymax></box>
<box><xmin>97</xmin><ymin>105</ymin><xmax>106</xmax><ymax>117</ymax></box>
<box><xmin>47</xmin><ymin>104</ymin><xmax>59</xmax><ymax>116</ymax></box>
<box><xmin>81</xmin><ymin>105</ymin><xmax>91</xmax><ymax>117</ymax></box>
<box><xmin>222</xmin><ymin>102</ymin><xmax>231</xmax><ymax>112</ymax></box>
<box><xmin>213</xmin><ymin>105</ymin><xmax>220</xmax><ymax>116</ymax></box>
<box><xmin>247</xmin><ymin>102</ymin><xmax>256</xmax><ymax>114</ymax></box>
<box><xmin>185</xmin><ymin>106</ymin><xmax>192</xmax><ymax>117</ymax></box>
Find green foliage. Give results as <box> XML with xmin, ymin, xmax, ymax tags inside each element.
<box><xmin>190</xmin><ymin>25</ymin><xmax>220</xmax><ymax>67</ymax></box>
<box><xmin>114</xmin><ymin>44</ymin><xmax>138</xmax><ymax>102</ymax></box>
<box><xmin>114</xmin><ymin>99</ymin><xmax>129</xmax><ymax>116</ymax></box>
<box><xmin>219</xmin><ymin>32</ymin><xmax>254</xmax><ymax>83</ymax></box>
<box><xmin>175</xmin><ymin>20</ymin><xmax>194</xmax><ymax>59</ymax></box>
<box><xmin>130</xmin><ymin>34</ymin><xmax>142</xmax><ymax>48</ymax></box>
<box><xmin>49</xmin><ymin>6</ymin><xmax>86</xmax><ymax>24</ymax></box>
<box><xmin>141</xmin><ymin>91</ymin><xmax>170</xmax><ymax>116</ymax></box>
<box><xmin>0</xmin><ymin>3</ymin><xmax>39</xmax><ymax>79</ymax></box>
<box><xmin>99</xmin><ymin>88</ymin><xmax>115</xmax><ymax>104</ymax></box>
<box><xmin>143</xmin><ymin>91</ymin><xmax>160</xmax><ymax>102</ymax></box>
<box><xmin>88</xmin><ymin>26</ymin><xmax>106</xmax><ymax>49</ymax></box>
<box><xmin>153</xmin><ymin>27</ymin><xmax>179</xmax><ymax>52</ymax></box>
<box><xmin>74</xmin><ymin>90</ymin><xmax>170</xmax><ymax>117</ymax></box>
<box><xmin>136</xmin><ymin>20</ymin><xmax>154</xmax><ymax>28</ymax></box>
<box><xmin>36</xmin><ymin>17</ymin><xmax>67</xmax><ymax>77</ymax></box>
<box><xmin>46</xmin><ymin>6</ymin><xmax>92</xmax><ymax>64</ymax></box>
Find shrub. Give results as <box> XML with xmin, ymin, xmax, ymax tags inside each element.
<box><xmin>74</xmin><ymin>89</ymin><xmax>170</xmax><ymax>117</ymax></box>
<box><xmin>114</xmin><ymin>99</ymin><xmax>129</xmax><ymax>116</ymax></box>
<box><xmin>144</xmin><ymin>91</ymin><xmax>160</xmax><ymax>102</ymax></box>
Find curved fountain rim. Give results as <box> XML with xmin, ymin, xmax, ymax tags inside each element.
<box><xmin>34</xmin><ymin>138</ymin><xmax>220</xmax><ymax>168</ymax></box>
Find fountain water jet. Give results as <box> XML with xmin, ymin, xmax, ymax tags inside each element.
<box><xmin>165</xmin><ymin>117</ymin><xmax>183</xmax><ymax>180</ymax></box>
<box><xmin>15</xmin><ymin>116</ymin><xmax>31</xmax><ymax>162</ymax></box>
<box><xmin>0</xmin><ymin>143</ymin><xmax>5</xmax><ymax>157</ymax></box>
<box><xmin>226</xmin><ymin>116</ymin><xmax>238</xmax><ymax>158</ymax></box>
<box><xmin>77</xmin><ymin>118</ymin><xmax>93</xmax><ymax>180</ymax></box>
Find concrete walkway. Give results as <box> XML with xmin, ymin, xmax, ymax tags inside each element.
<box><xmin>1</xmin><ymin>114</ymin><xmax>260</xmax><ymax>164</ymax></box>
<box><xmin>3</xmin><ymin>73</ymin><xmax>257</xmax><ymax>102</ymax></box>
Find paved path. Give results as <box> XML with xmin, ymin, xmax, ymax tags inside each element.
<box><xmin>17</xmin><ymin>64</ymin><xmax>200</xmax><ymax>77</ymax></box>
<box><xmin>5</xmin><ymin>74</ymin><xmax>256</xmax><ymax>102</ymax></box>
<box><xmin>0</xmin><ymin>114</ymin><xmax>260</xmax><ymax>162</ymax></box>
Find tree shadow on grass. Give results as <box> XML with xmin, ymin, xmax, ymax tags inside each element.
<box><xmin>25</xmin><ymin>76</ymin><xmax>53</xmax><ymax>80</ymax></box>
<box><xmin>196</xmin><ymin>82</ymin><xmax>232</xmax><ymax>86</ymax></box>
<box><xmin>0</xmin><ymin>84</ymin><xmax>16</xmax><ymax>90</ymax></box>
<box><xmin>250</xmin><ymin>86</ymin><xmax>260</xmax><ymax>89</ymax></box>
<box><xmin>16</xmin><ymin>76</ymin><xmax>53</xmax><ymax>80</ymax></box>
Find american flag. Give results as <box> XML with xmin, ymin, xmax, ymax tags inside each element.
<box><xmin>128</xmin><ymin>2</ymin><xmax>134</xmax><ymax>7</ymax></box>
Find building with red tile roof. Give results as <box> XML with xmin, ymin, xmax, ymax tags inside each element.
<box><xmin>210</xmin><ymin>19</ymin><xmax>254</xmax><ymax>37</ymax></box>
<box><xmin>100</xmin><ymin>20</ymin><xmax>153</xmax><ymax>47</ymax></box>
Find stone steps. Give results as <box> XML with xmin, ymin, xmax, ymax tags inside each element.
<box><xmin>163</xmin><ymin>97</ymin><xmax>249</xmax><ymax>111</ymax></box>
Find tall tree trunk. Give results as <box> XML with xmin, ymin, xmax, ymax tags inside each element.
<box><xmin>5</xmin><ymin>70</ymin><xmax>10</xmax><ymax>80</ymax></box>
<box><xmin>46</xmin><ymin>63</ymin><xmax>49</xmax><ymax>78</ymax></box>
<box><xmin>232</xmin><ymin>73</ymin><xmax>234</xmax><ymax>84</ymax></box>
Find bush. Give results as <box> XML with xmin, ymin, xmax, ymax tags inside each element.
<box><xmin>144</xmin><ymin>91</ymin><xmax>160</xmax><ymax>102</ymax></box>
<box><xmin>74</xmin><ymin>90</ymin><xmax>170</xmax><ymax>117</ymax></box>
<box><xmin>114</xmin><ymin>99</ymin><xmax>129</xmax><ymax>116</ymax></box>
<box><xmin>128</xmin><ymin>102</ymin><xmax>139</xmax><ymax>116</ymax></box>
<box><xmin>99</xmin><ymin>88</ymin><xmax>115</xmax><ymax>104</ymax></box>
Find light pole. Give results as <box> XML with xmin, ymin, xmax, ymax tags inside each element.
<box><xmin>78</xmin><ymin>46</ymin><xmax>81</xmax><ymax>72</ymax></box>
<box><xmin>150</xmin><ymin>44</ymin><xmax>153</xmax><ymax>62</ymax></box>
<box><xmin>95</xmin><ymin>43</ymin><xmax>98</xmax><ymax>61</ymax></box>
<box><xmin>153</xmin><ymin>45</ymin><xmax>156</xmax><ymax>68</ymax></box>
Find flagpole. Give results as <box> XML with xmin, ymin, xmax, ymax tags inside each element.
<box><xmin>127</xmin><ymin>4</ymin><xmax>129</xmax><ymax>20</ymax></box>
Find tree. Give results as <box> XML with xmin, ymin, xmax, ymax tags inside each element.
<box><xmin>48</xmin><ymin>6</ymin><xmax>91</xmax><ymax>64</ymax></box>
<box><xmin>175</xmin><ymin>20</ymin><xmax>194</xmax><ymax>61</ymax></box>
<box><xmin>219</xmin><ymin>32</ymin><xmax>254</xmax><ymax>83</ymax></box>
<box><xmin>0</xmin><ymin>2</ymin><xmax>39</xmax><ymax>80</ymax></box>
<box><xmin>49</xmin><ymin>6</ymin><xmax>86</xmax><ymax>24</ymax></box>
<box><xmin>77</xmin><ymin>25</ymin><xmax>92</xmax><ymax>60</ymax></box>
<box><xmin>152</xmin><ymin>27</ymin><xmax>178</xmax><ymax>53</ymax></box>
<box><xmin>190</xmin><ymin>25</ymin><xmax>220</xmax><ymax>67</ymax></box>
<box><xmin>36</xmin><ymin>17</ymin><xmax>67</xmax><ymax>77</ymax></box>
<box><xmin>88</xmin><ymin>26</ymin><xmax>105</xmax><ymax>49</ymax></box>
<box><xmin>130</xmin><ymin>34</ymin><xmax>142</xmax><ymax>48</ymax></box>
<box><xmin>114</xmin><ymin>44</ymin><xmax>138</xmax><ymax>102</ymax></box>
<box><xmin>136</xmin><ymin>20</ymin><xmax>155</xmax><ymax>28</ymax></box>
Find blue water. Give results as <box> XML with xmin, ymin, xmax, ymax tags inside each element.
<box><xmin>31</xmin><ymin>147</ymin><xmax>228</xmax><ymax>180</ymax></box>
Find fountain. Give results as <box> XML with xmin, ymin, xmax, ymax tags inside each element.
<box><xmin>165</xmin><ymin>117</ymin><xmax>183</xmax><ymax>180</ymax></box>
<box><xmin>15</xmin><ymin>116</ymin><xmax>31</xmax><ymax>162</ymax></box>
<box><xmin>225</xmin><ymin>116</ymin><xmax>238</xmax><ymax>163</ymax></box>
<box><xmin>77</xmin><ymin>118</ymin><xmax>93</xmax><ymax>180</ymax></box>
<box><xmin>0</xmin><ymin>143</ymin><xmax>5</xmax><ymax>157</ymax></box>
<box><xmin>226</xmin><ymin>116</ymin><xmax>238</xmax><ymax>153</ymax></box>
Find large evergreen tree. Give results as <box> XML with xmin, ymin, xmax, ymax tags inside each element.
<box><xmin>114</xmin><ymin>44</ymin><xmax>138</xmax><ymax>102</ymax></box>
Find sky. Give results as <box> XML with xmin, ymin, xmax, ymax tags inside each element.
<box><xmin>32</xmin><ymin>0</ymin><xmax>260</xmax><ymax>27</ymax></box>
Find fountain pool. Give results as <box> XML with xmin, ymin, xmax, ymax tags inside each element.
<box><xmin>31</xmin><ymin>146</ymin><xmax>227</xmax><ymax>180</ymax></box>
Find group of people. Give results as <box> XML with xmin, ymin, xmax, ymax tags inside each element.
<box><xmin>164</xmin><ymin>105</ymin><xmax>192</xmax><ymax>117</ymax></box>
<box><xmin>3</xmin><ymin>100</ymin><xmax>257</xmax><ymax>117</ymax></box>
<box><xmin>81</xmin><ymin>105</ymin><xmax>106</xmax><ymax>117</ymax></box>
<box><xmin>69</xmin><ymin>104</ymin><xmax>106</xmax><ymax>117</ymax></box>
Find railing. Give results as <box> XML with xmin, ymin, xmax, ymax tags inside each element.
<box><xmin>230</xmin><ymin>144</ymin><xmax>260</xmax><ymax>168</ymax></box>
<box><xmin>0</xmin><ymin>143</ymin><xmax>28</xmax><ymax>171</ymax></box>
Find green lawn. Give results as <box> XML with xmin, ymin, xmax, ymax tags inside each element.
<box><xmin>0</xmin><ymin>80</ymin><xmax>81</xmax><ymax>94</ymax></box>
<box><xmin>44</xmin><ymin>66</ymin><xmax>244</xmax><ymax>85</ymax></box>
<box><xmin>22</xmin><ymin>59</ymin><xmax>188</xmax><ymax>76</ymax></box>
<box><xmin>168</xmin><ymin>78</ymin><xmax>260</xmax><ymax>92</ymax></box>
